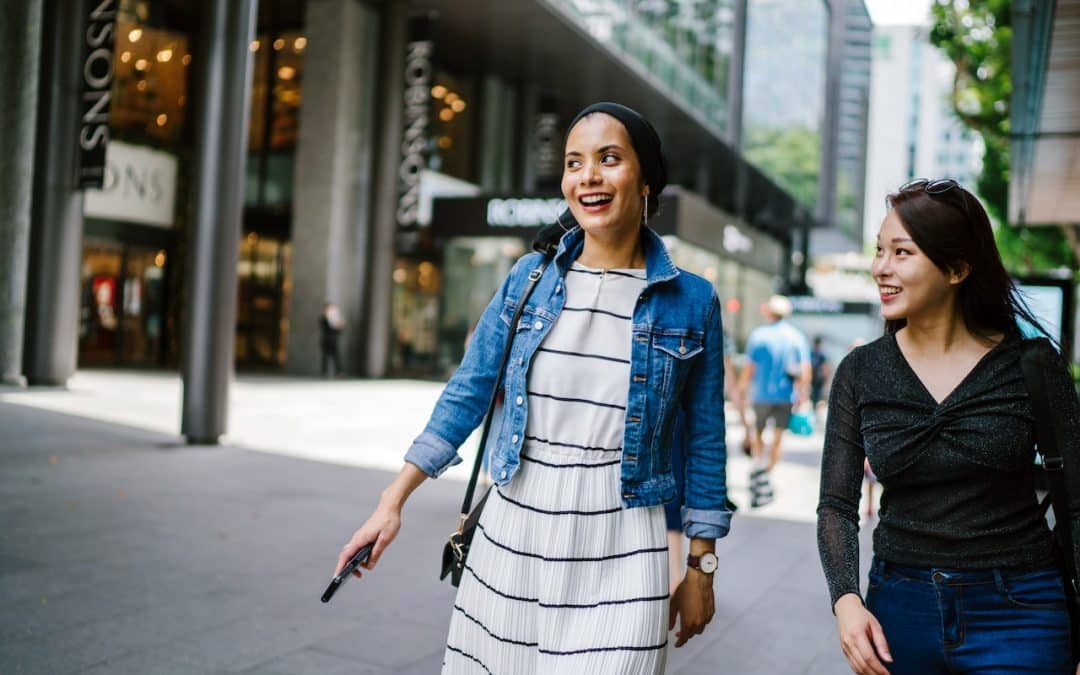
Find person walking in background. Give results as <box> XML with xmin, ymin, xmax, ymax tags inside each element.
<box><xmin>809</xmin><ymin>335</ymin><xmax>830</xmax><ymax>416</ymax></box>
<box><xmin>335</xmin><ymin>102</ymin><xmax>732</xmax><ymax>674</ymax></box>
<box><xmin>737</xmin><ymin>294</ymin><xmax>810</xmax><ymax>508</ymax></box>
<box><xmin>817</xmin><ymin>179</ymin><xmax>1080</xmax><ymax>675</ymax></box>
<box><xmin>319</xmin><ymin>302</ymin><xmax>345</xmax><ymax>378</ymax></box>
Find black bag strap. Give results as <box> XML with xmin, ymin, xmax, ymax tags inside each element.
<box><xmin>457</xmin><ymin>259</ymin><xmax>549</xmax><ymax>521</ymax></box>
<box><xmin>1021</xmin><ymin>339</ymin><xmax>1080</xmax><ymax>597</ymax></box>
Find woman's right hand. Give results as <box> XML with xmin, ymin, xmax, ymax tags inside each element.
<box><xmin>334</xmin><ymin>497</ymin><xmax>402</xmax><ymax>579</ymax></box>
<box><xmin>835</xmin><ymin>593</ymin><xmax>892</xmax><ymax>675</ymax></box>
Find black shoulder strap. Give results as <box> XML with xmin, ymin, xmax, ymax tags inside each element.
<box><xmin>1021</xmin><ymin>339</ymin><xmax>1080</xmax><ymax>596</ymax></box>
<box><xmin>458</xmin><ymin>260</ymin><xmax>548</xmax><ymax>520</ymax></box>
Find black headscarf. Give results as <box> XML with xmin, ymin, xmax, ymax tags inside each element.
<box><xmin>532</xmin><ymin>102</ymin><xmax>667</xmax><ymax>256</ymax></box>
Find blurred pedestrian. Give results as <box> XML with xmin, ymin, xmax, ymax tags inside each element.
<box><xmin>336</xmin><ymin>101</ymin><xmax>732</xmax><ymax>673</ymax></box>
<box><xmin>737</xmin><ymin>294</ymin><xmax>811</xmax><ymax>507</ymax></box>
<box><xmin>817</xmin><ymin>179</ymin><xmax>1080</xmax><ymax>675</ymax></box>
<box><xmin>809</xmin><ymin>335</ymin><xmax>830</xmax><ymax>414</ymax></box>
<box><xmin>319</xmin><ymin>302</ymin><xmax>344</xmax><ymax>377</ymax></box>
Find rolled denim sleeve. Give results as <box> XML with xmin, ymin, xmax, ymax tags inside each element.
<box><xmin>403</xmin><ymin>254</ymin><xmax>537</xmax><ymax>478</ymax></box>
<box><xmin>679</xmin><ymin>290</ymin><xmax>733</xmax><ymax>539</ymax></box>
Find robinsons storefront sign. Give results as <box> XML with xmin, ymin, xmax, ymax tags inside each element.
<box><xmin>78</xmin><ymin>0</ymin><xmax>117</xmax><ymax>189</ymax></box>
<box><xmin>83</xmin><ymin>141</ymin><xmax>179</xmax><ymax>227</ymax></box>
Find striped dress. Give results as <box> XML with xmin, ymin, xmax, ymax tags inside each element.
<box><xmin>443</xmin><ymin>262</ymin><xmax>669</xmax><ymax>675</ymax></box>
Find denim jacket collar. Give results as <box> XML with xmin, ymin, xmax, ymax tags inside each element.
<box><xmin>552</xmin><ymin>225</ymin><xmax>680</xmax><ymax>289</ymax></box>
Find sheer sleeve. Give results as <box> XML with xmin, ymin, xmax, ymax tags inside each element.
<box><xmin>817</xmin><ymin>352</ymin><xmax>867</xmax><ymax>608</ymax></box>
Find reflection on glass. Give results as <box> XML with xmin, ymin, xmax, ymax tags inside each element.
<box><xmin>541</xmin><ymin>0</ymin><xmax>735</xmax><ymax>135</ymax></box>
<box><xmin>438</xmin><ymin>238</ymin><xmax>525</xmax><ymax>371</ymax></box>
<box><xmin>236</xmin><ymin>235</ymin><xmax>292</xmax><ymax>365</ymax></box>
<box><xmin>247</xmin><ymin>30</ymin><xmax>305</xmax><ymax>208</ymax></box>
<box><xmin>742</xmin><ymin>0</ymin><xmax>827</xmax><ymax>210</ymax></box>
<box><xmin>79</xmin><ymin>239</ymin><xmax>166</xmax><ymax>366</ymax></box>
<box><xmin>429</xmin><ymin>70</ymin><xmax>476</xmax><ymax>182</ymax></box>
<box><xmin>392</xmin><ymin>258</ymin><xmax>445</xmax><ymax>374</ymax></box>
<box><xmin>110</xmin><ymin>16</ymin><xmax>190</xmax><ymax>148</ymax></box>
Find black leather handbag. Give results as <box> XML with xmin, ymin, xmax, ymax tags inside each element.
<box><xmin>440</xmin><ymin>260</ymin><xmax>549</xmax><ymax>587</ymax></box>
<box><xmin>1021</xmin><ymin>338</ymin><xmax>1080</xmax><ymax>664</ymax></box>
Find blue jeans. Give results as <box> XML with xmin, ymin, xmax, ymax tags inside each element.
<box><xmin>865</xmin><ymin>557</ymin><xmax>1072</xmax><ymax>674</ymax></box>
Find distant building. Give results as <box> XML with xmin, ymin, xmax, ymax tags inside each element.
<box><xmin>863</xmin><ymin>23</ymin><xmax>983</xmax><ymax>245</ymax></box>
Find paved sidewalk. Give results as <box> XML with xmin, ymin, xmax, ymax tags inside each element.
<box><xmin>0</xmin><ymin>373</ymin><xmax>872</xmax><ymax>674</ymax></box>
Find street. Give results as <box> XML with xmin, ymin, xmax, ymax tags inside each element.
<box><xmin>0</xmin><ymin>372</ymin><xmax>872</xmax><ymax>674</ymax></box>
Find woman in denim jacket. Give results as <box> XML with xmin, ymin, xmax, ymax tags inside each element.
<box><xmin>336</xmin><ymin>102</ymin><xmax>732</xmax><ymax>674</ymax></box>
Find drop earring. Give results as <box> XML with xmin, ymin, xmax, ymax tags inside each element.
<box><xmin>643</xmin><ymin>194</ymin><xmax>649</xmax><ymax>227</ymax></box>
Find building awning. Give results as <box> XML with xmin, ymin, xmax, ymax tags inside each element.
<box><xmin>410</xmin><ymin>0</ymin><xmax>810</xmax><ymax>242</ymax></box>
<box><xmin>1010</xmin><ymin>0</ymin><xmax>1080</xmax><ymax>226</ymax></box>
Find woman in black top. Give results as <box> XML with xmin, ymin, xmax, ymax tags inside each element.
<box><xmin>817</xmin><ymin>179</ymin><xmax>1080</xmax><ymax>675</ymax></box>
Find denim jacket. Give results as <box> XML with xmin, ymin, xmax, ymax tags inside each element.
<box><xmin>404</xmin><ymin>226</ymin><xmax>732</xmax><ymax>539</ymax></box>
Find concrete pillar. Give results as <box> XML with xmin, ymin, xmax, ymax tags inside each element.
<box><xmin>286</xmin><ymin>0</ymin><xmax>380</xmax><ymax>376</ymax></box>
<box><xmin>23</xmin><ymin>0</ymin><xmax>85</xmax><ymax>386</ymax></box>
<box><xmin>181</xmin><ymin>0</ymin><xmax>258</xmax><ymax>444</ymax></box>
<box><xmin>725</xmin><ymin>0</ymin><xmax>747</xmax><ymax>150</ymax></box>
<box><xmin>364</xmin><ymin>0</ymin><xmax>408</xmax><ymax>378</ymax></box>
<box><xmin>0</xmin><ymin>0</ymin><xmax>43</xmax><ymax>386</ymax></box>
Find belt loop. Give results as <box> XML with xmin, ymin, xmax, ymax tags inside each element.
<box><xmin>993</xmin><ymin>569</ymin><xmax>1008</xmax><ymax>595</ymax></box>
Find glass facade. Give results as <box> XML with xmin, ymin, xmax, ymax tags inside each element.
<box><xmin>542</xmin><ymin>0</ymin><xmax>736</xmax><ymax>135</ymax></box>
<box><xmin>79</xmin><ymin>239</ymin><xmax>168</xmax><ymax>367</ymax></box>
<box><xmin>429</xmin><ymin>71</ymin><xmax>478</xmax><ymax>183</ymax></box>
<box><xmin>246</xmin><ymin>30</ymin><xmax>306</xmax><ymax>209</ymax></box>
<box><xmin>742</xmin><ymin>0</ymin><xmax>828</xmax><ymax>211</ymax></box>
<box><xmin>76</xmin><ymin>0</ymin><xmax>305</xmax><ymax>370</ymax></box>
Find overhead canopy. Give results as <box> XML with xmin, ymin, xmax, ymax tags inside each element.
<box><xmin>411</xmin><ymin>0</ymin><xmax>808</xmax><ymax>244</ymax></box>
<box><xmin>1011</xmin><ymin>0</ymin><xmax>1080</xmax><ymax>226</ymax></box>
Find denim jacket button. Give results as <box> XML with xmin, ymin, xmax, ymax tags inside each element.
<box><xmin>511</xmin><ymin>434</ymin><xmax>519</xmax><ymax>443</ymax></box>
<box><xmin>533</xmin><ymin>321</ymin><xmax>543</xmax><ymax>330</ymax></box>
<box><xmin>515</xmin><ymin>396</ymin><xmax>524</xmax><ymax>405</ymax></box>
<box><xmin>499</xmin><ymin>470</ymin><xmax>508</xmax><ymax>480</ymax></box>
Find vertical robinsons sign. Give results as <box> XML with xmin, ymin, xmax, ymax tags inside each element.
<box><xmin>79</xmin><ymin>0</ymin><xmax>117</xmax><ymax>189</ymax></box>
<box><xmin>396</xmin><ymin>16</ymin><xmax>435</xmax><ymax>230</ymax></box>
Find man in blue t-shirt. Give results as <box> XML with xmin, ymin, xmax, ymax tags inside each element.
<box><xmin>737</xmin><ymin>295</ymin><xmax>811</xmax><ymax>507</ymax></box>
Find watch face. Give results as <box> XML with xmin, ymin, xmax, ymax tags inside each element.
<box><xmin>700</xmin><ymin>552</ymin><xmax>718</xmax><ymax>574</ymax></box>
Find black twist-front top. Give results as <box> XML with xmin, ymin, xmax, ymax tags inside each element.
<box><xmin>817</xmin><ymin>333</ymin><xmax>1080</xmax><ymax>607</ymax></box>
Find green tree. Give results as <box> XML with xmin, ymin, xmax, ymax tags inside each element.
<box><xmin>930</xmin><ymin>0</ymin><xmax>1077</xmax><ymax>275</ymax></box>
<box><xmin>743</xmin><ymin>124</ymin><xmax>821</xmax><ymax>211</ymax></box>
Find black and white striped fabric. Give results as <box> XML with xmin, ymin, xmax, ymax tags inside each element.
<box><xmin>443</xmin><ymin>263</ymin><xmax>669</xmax><ymax>674</ymax></box>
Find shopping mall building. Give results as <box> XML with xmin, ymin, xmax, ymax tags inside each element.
<box><xmin>5</xmin><ymin>0</ymin><xmax>869</xmax><ymax>385</ymax></box>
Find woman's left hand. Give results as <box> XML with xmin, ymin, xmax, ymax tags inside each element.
<box><xmin>669</xmin><ymin>569</ymin><xmax>715</xmax><ymax>647</ymax></box>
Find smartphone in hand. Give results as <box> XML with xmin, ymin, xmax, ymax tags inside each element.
<box><xmin>321</xmin><ymin>543</ymin><xmax>374</xmax><ymax>603</ymax></box>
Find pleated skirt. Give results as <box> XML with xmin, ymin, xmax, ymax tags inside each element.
<box><xmin>442</xmin><ymin>444</ymin><xmax>669</xmax><ymax>674</ymax></box>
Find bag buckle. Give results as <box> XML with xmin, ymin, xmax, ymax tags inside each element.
<box><xmin>448</xmin><ymin>530</ymin><xmax>465</xmax><ymax>560</ymax></box>
<box><xmin>528</xmin><ymin>268</ymin><xmax>543</xmax><ymax>281</ymax></box>
<box><xmin>1044</xmin><ymin>456</ymin><xmax>1065</xmax><ymax>471</ymax></box>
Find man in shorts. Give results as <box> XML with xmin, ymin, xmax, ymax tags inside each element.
<box><xmin>737</xmin><ymin>295</ymin><xmax>810</xmax><ymax>507</ymax></box>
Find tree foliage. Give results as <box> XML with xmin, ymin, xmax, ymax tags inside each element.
<box><xmin>929</xmin><ymin>0</ymin><xmax>1076</xmax><ymax>275</ymax></box>
<box><xmin>742</xmin><ymin>124</ymin><xmax>821</xmax><ymax>211</ymax></box>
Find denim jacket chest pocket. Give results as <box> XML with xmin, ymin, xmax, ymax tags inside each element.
<box><xmin>649</xmin><ymin>329</ymin><xmax>705</xmax><ymax>419</ymax></box>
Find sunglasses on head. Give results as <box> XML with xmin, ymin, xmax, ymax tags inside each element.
<box><xmin>899</xmin><ymin>178</ymin><xmax>960</xmax><ymax>195</ymax></box>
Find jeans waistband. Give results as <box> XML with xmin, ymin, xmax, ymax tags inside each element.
<box><xmin>871</xmin><ymin>557</ymin><xmax>1061</xmax><ymax>587</ymax></box>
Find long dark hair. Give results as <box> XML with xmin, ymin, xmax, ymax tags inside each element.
<box><xmin>884</xmin><ymin>183</ymin><xmax>1050</xmax><ymax>343</ymax></box>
